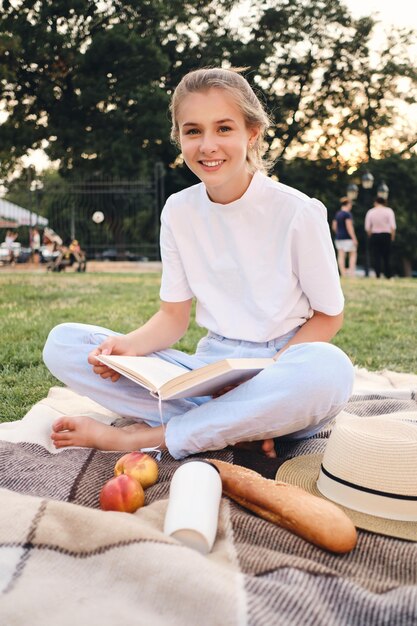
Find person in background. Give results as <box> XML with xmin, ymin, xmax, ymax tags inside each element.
<box><xmin>364</xmin><ymin>197</ymin><xmax>396</xmax><ymax>279</ymax></box>
<box><xmin>30</xmin><ymin>227</ymin><xmax>41</xmax><ymax>265</ymax></box>
<box><xmin>4</xmin><ymin>230</ymin><xmax>18</xmax><ymax>264</ymax></box>
<box><xmin>69</xmin><ymin>239</ymin><xmax>87</xmax><ymax>272</ymax></box>
<box><xmin>332</xmin><ymin>197</ymin><xmax>358</xmax><ymax>277</ymax></box>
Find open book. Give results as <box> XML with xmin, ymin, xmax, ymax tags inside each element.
<box><xmin>97</xmin><ymin>354</ymin><xmax>275</xmax><ymax>400</ymax></box>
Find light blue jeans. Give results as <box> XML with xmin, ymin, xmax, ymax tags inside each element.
<box><xmin>43</xmin><ymin>323</ymin><xmax>355</xmax><ymax>459</ymax></box>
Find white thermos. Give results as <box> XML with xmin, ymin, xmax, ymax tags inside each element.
<box><xmin>164</xmin><ymin>460</ymin><xmax>222</xmax><ymax>555</ymax></box>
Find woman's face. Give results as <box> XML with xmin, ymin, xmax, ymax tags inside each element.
<box><xmin>177</xmin><ymin>88</ymin><xmax>259</xmax><ymax>204</ymax></box>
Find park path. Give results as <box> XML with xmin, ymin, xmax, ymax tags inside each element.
<box><xmin>0</xmin><ymin>261</ymin><xmax>162</xmax><ymax>274</ymax></box>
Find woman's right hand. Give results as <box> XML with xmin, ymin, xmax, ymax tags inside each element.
<box><xmin>88</xmin><ymin>335</ymin><xmax>137</xmax><ymax>382</ymax></box>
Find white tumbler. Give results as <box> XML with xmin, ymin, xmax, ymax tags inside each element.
<box><xmin>164</xmin><ymin>460</ymin><xmax>222</xmax><ymax>555</ymax></box>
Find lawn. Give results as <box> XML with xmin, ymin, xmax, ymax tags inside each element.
<box><xmin>0</xmin><ymin>271</ymin><xmax>416</xmax><ymax>423</ymax></box>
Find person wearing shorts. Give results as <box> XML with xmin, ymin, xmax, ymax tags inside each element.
<box><xmin>332</xmin><ymin>197</ymin><xmax>358</xmax><ymax>277</ymax></box>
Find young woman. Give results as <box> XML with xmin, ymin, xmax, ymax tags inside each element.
<box><xmin>43</xmin><ymin>67</ymin><xmax>354</xmax><ymax>459</ymax></box>
<box><xmin>332</xmin><ymin>197</ymin><xmax>358</xmax><ymax>277</ymax></box>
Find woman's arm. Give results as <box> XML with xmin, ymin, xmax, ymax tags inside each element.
<box><xmin>125</xmin><ymin>299</ymin><xmax>193</xmax><ymax>354</ymax></box>
<box><xmin>345</xmin><ymin>219</ymin><xmax>358</xmax><ymax>246</ymax></box>
<box><xmin>89</xmin><ymin>299</ymin><xmax>193</xmax><ymax>379</ymax></box>
<box><xmin>273</xmin><ymin>310</ymin><xmax>344</xmax><ymax>361</ymax></box>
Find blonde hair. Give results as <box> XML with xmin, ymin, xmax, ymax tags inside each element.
<box><xmin>170</xmin><ymin>67</ymin><xmax>272</xmax><ymax>174</ymax></box>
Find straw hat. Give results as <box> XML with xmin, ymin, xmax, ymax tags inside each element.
<box><xmin>276</xmin><ymin>413</ymin><xmax>417</xmax><ymax>541</ymax></box>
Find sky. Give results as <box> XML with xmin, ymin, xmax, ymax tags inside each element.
<box><xmin>344</xmin><ymin>0</ymin><xmax>417</xmax><ymax>29</ymax></box>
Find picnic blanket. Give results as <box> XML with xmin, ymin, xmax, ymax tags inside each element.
<box><xmin>1</xmin><ymin>367</ymin><xmax>417</xmax><ymax>626</ymax></box>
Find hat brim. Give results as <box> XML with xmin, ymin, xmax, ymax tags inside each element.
<box><xmin>276</xmin><ymin>455</ymin><xmax>417</xmax><ymax>542</ymax></box>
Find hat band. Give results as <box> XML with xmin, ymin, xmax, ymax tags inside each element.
<box><xmin>318</xmin><ymin>465</ymin><xmax>417</xmax><ymax>522</ymax></box>
<box><xmin>320</xmin><ymin>464</ymin><xmax>417</xmax><ymax>500</ymax></box>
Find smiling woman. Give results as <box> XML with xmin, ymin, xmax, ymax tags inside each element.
<box><xmin>176</xmin><ymin>89</ymin><xmax>259</xmax><ymax>204</ymax></box>
<box><xmin>39</xmin><ymin>67</ymin><xmax>355</xmax><ymax>462</ymax></box>
<box><xmin>170</xmin><ymin>67</ymin><xmax>272</xmax><ymax>176</ymax></box>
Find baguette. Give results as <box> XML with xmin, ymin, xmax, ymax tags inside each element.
<box><xmin>209</xmin><ymin>459</ymin><xmax>357</xmax><ymax>554</ymax></box>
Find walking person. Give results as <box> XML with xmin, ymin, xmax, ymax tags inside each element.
<box><xmin>332</xmin><ymin>197</ymin><xmax>358</xmax><ymax>277</ymax></box>
<box><xmin>365</xmin><ymin>197</ymin><xmax>396</xmax><ymax>278</ymax></box>
<box><xmin>43</xmin><ymin>67</ymin><xmax>354</xmax><ymax>460</ymax></box>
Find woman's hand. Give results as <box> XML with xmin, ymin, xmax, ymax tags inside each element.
<box><xmin>88</xmin><ymin>335</ymin><xmax>137</xmax><ymax>382</ymax></box>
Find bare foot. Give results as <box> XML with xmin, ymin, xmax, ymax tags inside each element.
<box><xmin>51</xmin><ymin>416</ymin><xmax>166</xmax><ymax>451</ymax></box>
<box><xmin>234</xmin><ymin>438</ymin><xmax>277</xmax><ymax>459</ymax></box>
<box><xmin>261</xmin><ymin>438</ymin><xmax>277</xmax><ymax>458</ymax></box>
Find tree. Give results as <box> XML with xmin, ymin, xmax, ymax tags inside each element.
<box><xmin>329</xmin><ymin>20</ymin><xmax>417</xmax><ymax>164</ymax></box>
<box><xmin>241</xmin><ymin>1</ymin><xmax>417</xmax><ymax>173</ymax></box>
<box><xmin>0</xmin><ymin>0</ymin><xmax>236</xmax><ymax>180</ymax></box>
<box><xmin>1</xmin><ymin>0</ymin><xmax>416</xmax><ymax>206</ymax></box>
<box><xmin>4</xmin><ymin>0</ymin><xmax>417</xmax><ymax>271</ymax></box>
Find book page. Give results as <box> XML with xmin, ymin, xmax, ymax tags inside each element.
<box><xmin>98</xmin><ymin>355</ymin><xmax>189</xmax><ymax>390</ymax></box>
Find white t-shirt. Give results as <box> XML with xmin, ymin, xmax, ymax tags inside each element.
<box><xmin>160</xmin><ymin>171</ymin><xmax>344</xmax><ymax>342</ymax></box>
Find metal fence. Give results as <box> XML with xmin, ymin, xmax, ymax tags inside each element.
<box><xmin>29</xmin><ymin>165</ymin><xmax>166</xmax><ymax>261</ymax></box>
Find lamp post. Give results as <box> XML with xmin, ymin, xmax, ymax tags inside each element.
<box><xmin>361</xmin><ymin>171</ymin><xmax>374</xmax><ymax>277</ymax></box>
<box><xmin>361</xmin><ymin>171</ymin><xmax>374</xmax><ymax>192</ymax></box>
<box><xmin>377</xmin><ymin>180</ymin><xmax>389</xmax><ymax>200</ymax></box>
<box><xmin>357</xmin><ymin>172</ymin><xmax>371</xmax><ymax>277</ymax></box>
<box><xmin>346</xmin><ymin>183</ymin><xmax>359</xmax><ymax>202</ymax></box>
<box><xmin>29</xmin><ymin>177</ymin><xmax>44</xmax><ymax>249</ymax></box>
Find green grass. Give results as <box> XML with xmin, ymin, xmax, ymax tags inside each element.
<box><xmin>336</xmin><ymin>278</ymin><xmax>417</xmax><ymax>373</ymax></box>
<box><xmin>1</xmin><ymin>272</ymin><xmax>416</xmax><ymax>423</ymax></box>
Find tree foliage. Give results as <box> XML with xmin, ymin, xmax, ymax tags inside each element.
<box><xmin>244</xmin><ymin>1</ymin><xmax>417</xmax><ymax>170</ymax></box>
<box><xmin>0</xmin><ymin>0</ymin><xmax>236</xmax><ymax>178</ymax></box>
<box><xmin>1</xmin><ymin>0</ymin><xmax>417</xmax><ymax>269</ymax></box>
<box><xmin>1</xmin><ymin>0</ymin><xmax>416</xmax><ymax>181</ymax></box>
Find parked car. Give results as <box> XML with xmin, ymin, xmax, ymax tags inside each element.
<box><xmin>94</xmin><ymin>248</ymin><xmax>148</xmax><ymax>262</ymax></box>
<box><xmin>100</xmin><ymin>248</ymin><xmax>117</xmax><ymax>261</ymax></box>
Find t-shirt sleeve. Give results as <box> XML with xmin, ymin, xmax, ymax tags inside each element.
<box><xmin>159</xmin><ymin>200</ymin><xmax>194</xmax><ymax>302</ymax></box>
<box><xmin>291</xmin><ymin>199</ymin><xmax>344</xmax><ymax>315</ymax></box>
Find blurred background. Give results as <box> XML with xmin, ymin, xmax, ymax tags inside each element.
<box><xmin>0</xmin><ymin>0</ymin><xmax>416</xmax><ymax>274</ymax></box>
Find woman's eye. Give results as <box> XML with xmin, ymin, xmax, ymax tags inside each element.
<box><xmin>219</xmin><ymin>126</ymin><xmax>232</xmax><ymax>133</ymax></box>
<box><xmin>184</xmin><ymin>128</ymin><xmax>200</xmax><ymax>135</ymax></box>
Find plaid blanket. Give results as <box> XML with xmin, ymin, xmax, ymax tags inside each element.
<box><xmin>1</xmin><ymin>368</ymin><xmax>417</xmax><ymax>626</ymax></box>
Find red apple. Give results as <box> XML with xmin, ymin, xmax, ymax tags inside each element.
<box><xmin>114</xmin><ymin>451</ymin><xmax>159</xmax><ymax>489</ymax></box>
<box><xmin>99</xmin><ymin>474</ymin><xmax>145</xmax><ymax>513</ymax></box>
